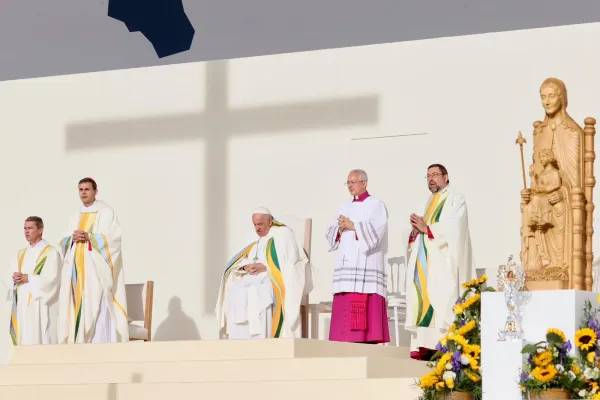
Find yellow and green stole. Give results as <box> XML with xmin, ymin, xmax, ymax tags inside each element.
<box><xmin>223</xmin><ymin>237</ymin><xmax>286</xmax><ymax>338</ymax></box>
<box><xmin>9</xmin><ymin>244</ymin><xmax>53</xmax><ymax>345</ymax></box>
<box><xmin>412</xmin><ymin>188</ymin><xmax>449</xmax><ymax>328</ymax></box>
<box><xmin>71</xmin><ymin>212</ymin><xmax>97</xmax><ymax>341</ymax></box>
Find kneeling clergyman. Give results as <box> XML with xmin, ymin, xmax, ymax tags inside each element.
<box><xmin>4</xmin><ymin>217</ymin><xmax>62</xmax><ymax>345</ymax></box>
<box><xmin>216</xmin><ymin>207</ymin><xmax>312</xmax><ymax>339</ymax></box>
<box><xmin>326</xmin><ymin>169</ymin><xmax>390</xmax><ymax>344</ymax></box>
<box><xmin>57</xmin><ymin>178</ymin><xmax>129</xmax><ymax>344</ymax></box>
<box><xmin>406</xmin><ymin>164</ymin><xmax>476</xmax><ymax>361</ymax></box>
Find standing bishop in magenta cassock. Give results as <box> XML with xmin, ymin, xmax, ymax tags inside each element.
<box><xmin>406</xmin><ymin>164</ymin><xmax>475</xmax><ymax>361</ymax></box>
<box><xmin>56</xmin><ymin>178</ymin><xmax>129</xmax><ymax>344</ymax></box>
<box><xmin>216</xmin><ymin>207</ymin><xmax>312</xmax><ymax>339</ymax></box>
<box><xmin>4</xmin><ymin>216</ymin><xmax>62</xmax><ymax>345</ymax></box>
<box><xmin>326</xmin><ymin>169</ymin><xmax>390</xmax><ymax>344</ymax></box>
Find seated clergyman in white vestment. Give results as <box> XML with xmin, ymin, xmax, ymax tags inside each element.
<box><xmin>4</xmin><ymin>216</ymin><xmax>61</xmax><ymax>345</ymax></box>
<box><xmin>216</xmin><ymin>207</ymin><xmax>312</xmax><ymax>339</ymax></box>
<box><xmin>406</xmin><ymin>164</ymin><xmax>476</xmax><ymax>361</ymax></box>
<box><xmin>56</xmin><ymin>177</ymin><xmax>129</xmax><ymax>344</ymax></box>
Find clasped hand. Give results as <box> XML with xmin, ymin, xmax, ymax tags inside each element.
<box><xmin>243</xmin><ymin>263</ymin><xmax>267</xmax><ymax>275</ymax></box>
<box><xmin>410</xmin><ymin>213</ymin><xmax>428</xmax><ymax>234</ymax></box>
<box><xmin>338</xmin><ymin>215</ymin><xmax>355</xmax><ymax>233</ymax></box>
<box><xmin>12</xmin><ymin>272</ymin><xmax>28</xmax><ymax>285</ymax></box>
<box><xmin>72</xmin><ymin>230</ymin><xmax>89</xmax><ymax>243</ymax></box>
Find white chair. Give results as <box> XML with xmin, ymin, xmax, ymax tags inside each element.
<box><xmin>387</xmin><ymin>256</ymin><xmax>408</xmax><ymax>347</ymax></box>
<box><xmin>276</xmin><ymin>214</ymin><xmax>312</xmax><ymax>338</ymax></box>
<box><xmin>126</xmin><ymin>280</ymin><xmax>154</xmax><ymax>341</ymax></box>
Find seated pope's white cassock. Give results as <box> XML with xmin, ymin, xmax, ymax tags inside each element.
<box><xmin>4</xmin><ymin>240</ymin><xmax>62</xmax><ymax>345</ymax></box>
<box><xmin>56</xmin><ymin>200</ymin><xmax>129</xmax><ymax>344</ymax></box>
<box><xmin>406</xmin><ymin>185</ymin><xmax>476</xmax><ymax>352</ymax></box>
<box><xmin>216</xmin><ymin>209</ymin><xmax>312</xmax><ymax>339</ymax></box>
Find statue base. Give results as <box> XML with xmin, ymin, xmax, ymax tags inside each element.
<box><xmin>481</xmin><ymin>290</ymin><xmax>597</xmax><ymax>400</ymax></box>
<box><xmin>525</xmin><ymin>280</ymin><xmax>569</xmax><ymax>291</ymax></box>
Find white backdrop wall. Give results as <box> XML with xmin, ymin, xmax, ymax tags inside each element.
<box><xmin>0</xmin><ymin>22</ymin><xmax>599</xmax><ymax>357</ymax></box>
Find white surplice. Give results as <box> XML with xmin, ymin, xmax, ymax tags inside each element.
<box><xmin>56</xmin><ymin>200</ymin><xmax>129</xmax><ymax>344</ymax></box>
<box><xmin>326</xmin><ymin>195</ymin><xmax>388</xmax><ymax>297</ymax></box>
<box><xmin>405</xmin><ymin>186</ymin><xmax>476</xmax><ymax>351</ymax></box>
<box><xmin>216</xmin><ymin>225</ymin><xmax>312</xmax><ymax>339</ymax></box>
<box><xmin>3</xmin><ymin>240</ymin><xmax>61</xmax><ymax>345</ymax></box>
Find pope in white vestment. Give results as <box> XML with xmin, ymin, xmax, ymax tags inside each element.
<box><xmin>216</xmin><ymin>207</ymin><xmax>312</xmax><ymax>339</ymax></box>
<box><xmin>405</xmin><ymin>164</ymin><xmax>475</xmax><ymax>360</ymax></box>
<box><xmin>56</xmin><ymin>178</ymin><xmax>129</xmax><ymax>344</ymax></box>
<box><xmin>4</xmin><ymin>217</ymin><xmax>61</xmax><ymax>345</ymax></box>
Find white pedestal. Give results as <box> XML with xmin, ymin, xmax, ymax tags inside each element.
<box><xmin>481</xmin><ymin>290</ymin><xmax>597</xmax><ymax>400</ymax></box>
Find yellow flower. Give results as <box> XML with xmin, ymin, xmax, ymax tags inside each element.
<box><xmin>453</xmin><ymin>304</ymin><xmax>464</xmax><ymax>315</ymax></box>
<box><xmin>592</xmin><ymin>393</ymin><xmax>600</xmax><ymax>400</ymax></box>
<box><xmin>419</xmin><ymin>372</ymin><xmax>439</xmax><ymax>388</ymax></box>
<box><xmin>520</xmin><ymin>385</ymin><xmax>526</xmax><ymax>393</ymax></box>
<box><xmin>575</xmin><ymin>328</ymin><xmax>598</xmax><ymax>351</ymax></box>
<box><xmin>547</xmin><ymin>328</ymin><xmax>567</xmax><ymax>343</ymax></box>
<box><xmin>572</xmin><ymin>363</ymin><xmax>581</xmax><ymax>375</ymax></box>
<box><xmin>447</xmin><ymin>324</ymin><xmax>457</xmax><ymax>334</ymax></box>
<box><xmin>597</xmin><ymin>293</ymin><xmax>600</xmax><ymax>305</ymax></box>
<box><xmin>440</xmin><ymin>337</ymin><xmax>448</xmax><ymax>347</ymax></box>
<box><xmin>591</xmin><ymin>381</ymin><xmax>599</xmax><ymax>391</ymax></box>
<box><xmin>435</xmin><ymin>381</ymin><xmax>445</xmax><ymax>391</ymax></box>
<box><xmin>445</xmin><ymin>378</ymin><xmax>455</xmax><ymax>389</ymax></box>
<box><xmin>588</xmin><ymin>352</ymin><xmax>596</xmax><ymax>364</ymax></box>
<box><xmin>447</xmin><ymin>334</ymin><xmax>469</xmax><ymax>350</ymax></box>
<box><xmin>464</xmin><ymin>369</ymin><xmax>481</xmax><ymax>382</ymax></box>
<box><xmin>457</xmin><ymin>320</ymin><xmax>477</xmax><ymax>337</ymax></box>
<box><xmin>462</xmin><ymin>275</ymin><xmax>487</xmax><ymax>289</ymax></box>
<box><xmin>436</xmin><ymin>353</ymin><xmax>452</xmax><ymax>374</ymax></box>
<box><xmin>534</xmin><ymin>351</ymin><xmax>553</xmax><ymax>367</ymax></box>
<box><xmin>532</xmin><ymin>365</ymin><xmax>558</xmax><ymax>383</ymax></box>
<box><xmin>462</xmin><ymin>353</ymin><xmax>480</xmax><ymax>371</ymax></box>
<box><xmin>464</xmin><ymin>344</ymin><xmax>481</xmax><ymax>360</ymax></box>
<box><xmin>461</xmin><ymin>293</ymin><xmax>481</xmax><ymax>310</ymax></box>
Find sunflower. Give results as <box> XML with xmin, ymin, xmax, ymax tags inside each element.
<box><xmin>419</xmin><ymin>372</ymin><xmax>440</xmax><ymax>388</ymax></box>
<box><xmin>575</xmin><ymin>328</ymin><xmax>597</xmax><ymax>351</ymax></box>
<box><xmin>447</xmin><ymin>334</ymin><xmax>469</xmax><ymax>350</ymax></box>
<box><xmin>436</xmin><ymin>353</ymin><xmax>452</xmax><ymax>374</ymax></box>
<box><xmin>462</xmin><ymin>274</ymin><xmax>487</xmax><ymax>289</ymax></box>
<box><xmin>447</xmin><ymin>324</ymin><xmax>457</xmax><ymax>334</ymax></box>
<box><xmin>532</xmin><ymin>364</ymin><xmax>558</xmax><ymax>383</ymax></box>
<box><xmin>533</xmin><ymin>350</ymin><xmax>553</xmax><ymax>367</ymax></box>
<box><xmin>464</xmin><ymin>369</ymin><xmax>481</xmax><ymax>382</ymax></box>
<box><xmin>435</xmin><ymin>381</ymin><xmax>445</xmax><ymax>391</ymax></box>
<box><xmin>464</xmin><ymin>344</ymin><xmax>481</xmax><ymax>359</ymax></box>
<box><xmin>453</xmin><ymin>304</ymin><xmax>464</xmax><ymax>315</ymax></box>
<box><xmin>461</xmin><ymin>293</ymin><xmax>481</xmax><ymax>310</ymax></box>
<box><xmin>457</xmin><ymin>320</ymin><xmax>477</xmax><ymax>337</ymax></box>
<box><xmin>462</xmin><ymin>353</ymin><xmax>479</xmax><ymax>371</ymax></box>
<box><xmin>546</xmin><ymin>328</ymin><xmax>567</xmax><ymax>343</ymax></box>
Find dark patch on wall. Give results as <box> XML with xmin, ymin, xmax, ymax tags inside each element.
<box><xmin>108</xmin><ymin>0</ymin><xmax>195</xmax><ymax>58</ymax></box>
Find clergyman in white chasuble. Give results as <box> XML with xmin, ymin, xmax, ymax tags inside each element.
<box><xmin>56</xmin><ymin>177</ymin><xmax>129</xmax><ymax>344</ymax></box>
<box><xmin>4</xmin><ymin>216</ymin><xmax>61</xmax><ymax>345</ymax></box>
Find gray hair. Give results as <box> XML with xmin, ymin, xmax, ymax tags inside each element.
<box><xmin>349</xmin><ymin>169</ymin><xmax>368</xmax><ymax>182</ymax></box>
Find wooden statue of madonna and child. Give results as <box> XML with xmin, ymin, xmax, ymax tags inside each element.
<box><xmin>516</xmin><ymin>77</ymin><xmax>596</xmax><ymax>291</ymax></box>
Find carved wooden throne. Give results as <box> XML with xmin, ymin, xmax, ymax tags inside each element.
<box><xmin>519</xmin><ymin>78</ymin><xmax>596</xmax><ymax>291</ymax></box>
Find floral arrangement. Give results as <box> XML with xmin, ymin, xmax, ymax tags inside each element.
<box><xmin>417</xmin><ymin>275</ymin><xmax>494</xmax><ymax>400</ymax></box>
<box><xmin>571</xmin><ymin>299</ymin><xmax>600</xmax><ymax>399</ymax></box>
<box><xmin>519</xmin><ymin>328</ymin><xmax>583</xmax><ymax>396</ymax></box>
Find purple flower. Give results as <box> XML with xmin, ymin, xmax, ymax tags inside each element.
<box><xmin>435</xmin><ymin>342</ymin><xmax>448</xmax><ymax>353</ymax></box>
<box><xmin>455</xmin><ymin>297</ymin><xmax>462</xmax><ymax>305</ymax></box>
<box><xmin>520</xmin><ymin>371</ymin><xmax>529</xmax><ymax>383</ymax></box>
<box><xmin>563</xmin><ymin>340</ymin><xmax>572</xmax><ymax>353</ymax></box>
<box><xmin>451</xmin><ymin>351</ymin><xmax>462</xmax><ymax>372</ymax></box>
<box><xmin>460</xmin><ymin>318</ymin><xmax>467</xmax><ymax>327</ymax></box>
<box><xmin>589</xmin><ymin>319</ymin><xmax>600</xmax><ymax>336</ymax></box>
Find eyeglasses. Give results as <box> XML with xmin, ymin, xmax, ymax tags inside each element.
<box><xmin>345</xmin><ymin>180</ymin><xmax>365</xmax><ymax>186</ymax></box>
<box><xmin>426</xmin><ymin>173</ymin><xmax>445</xmax><ymax>179</ymax></box>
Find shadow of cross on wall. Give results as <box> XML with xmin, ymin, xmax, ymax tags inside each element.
<box><xmin>65</xmin><ymin>59</ymin><xmax>379</xmax><ymax>314</ymax></box>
